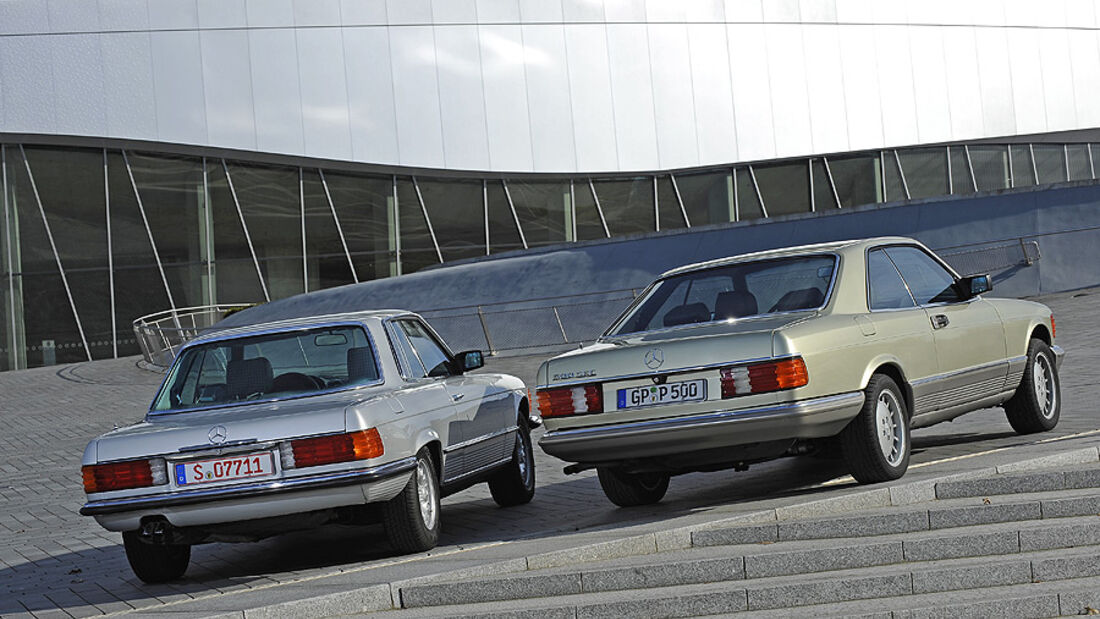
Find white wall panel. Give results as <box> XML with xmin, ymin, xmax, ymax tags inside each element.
<box><xmin>522</xmin><ymin>24</ymin><xmax>577</xmax><ymax>171</ymax></box>
<box><xmin>727</xmin><ymin>24</ymin><xmax>775</xmax><ymax>161</ymax></box>
<box><xmin>479</xmin><ymin>25</ymin><xmax>534</xmax><ymax>171</ymax></box>
<box><xmin>245</xmin><ymin>0</ymin><xmax>293</xmax><ymax>28</ymax></box>
<box><xmin>765</xmin><ymin>24</ymin><xmax>813</xmax><ymax>156</ymax></box>
<box><xmin>1069</xmin><ymin>30</ymin><xmax>1100</xmax><ymax>129</ymax></box>
<box><xmin>432</xmin><ymin>0</ymin><xmax>477</xmax><ymax>24</ymax></box>
<box><xmin>1038</xmin><ymin>29</ymin><xmax>1078</xmax><ymax>131</ymax></box>
<box><xmin>874</xmin><ymin>26</ymin><xmax>919</xmax><ymax>148</ymax></box>
<box><xmin>908</xmin><ymin>26</ymin><xmax>952</xmax><ymax>144</ymax></box>
<box><xmin>562</xmin><ymin>0</ymin><xmax>605</xmax><ymax>23</ymax></box>
<box><xmin>687</xmin><ymin>24</ymin><xmax>737</xmax><ymax>164</ymax></box>
<box><xmin>296</xmin><ymin>29</ymin><xmax>353</xmax><ymax>161</ymax></box>
<box><xmin>834</xmin><ymin>0</ymin><xmax>876</xmax><ymax>24</ymax></box>
<box><xmin>97</xmin><ymin>0</ymin><xmax>149</xmax><ymax>31</ymax></box>
<box><xmin>974</xmin><ymin>27</ymin><xmax>1016</xmax><ymax>138</ymax></box>
<box><xmin>0</xmin><ymin>0</ymin><xmax>50</xmax><ymax>35</ymax></box>
<box><xmin>343</xmin><ymin>27</ymin><xmax>400</xmax><ymax>164</ymax></box>
<box><xmin>50</xmin><ymin>35</ymin><xmax>107</xmax><ymax>136</ymax></box>
<box><xmin>294</xmin><ymin>0</ymin><xmax>340</xmax><ymax>26</ymax></box>
<box><xmin>248</xmin><ymin>29</ymin><xmax>305</xmax><ymax>155</ymax></box>
<box><xmin>148</xmin><ymin>0</ymin><xmax>198</xmax><ymax>30</ymax></box>
<box><xmin>476</xmin><ymin>0</ymin><xmax>520</xmax><ymax>23</ymax></box>
<box><xmin>49</xmin><ymin>0</ymin><xmax>101</xmax><ymax>33</ymax></box>
<box><xmin>434</xmin><ymin>25</ymin><xmax>491</xmax><ymax>169</ymax></box>
<box><xmin>564</xmin><ymin>24</ymin><xmax>618</xmax><ymax>172</ymax></box>
<box><xmin>198</xmin><ymin>0</ymin><xmax>247</xmax><ymax>29</ymax></box>
<box><xmin>604</xmin><ymin>0</ymin><xmax>645</xmax><ymax>21</ymax></box>
<box><xmin>1</xmin><ymin>37</ymin><xmax>56</xmax><ymax>132</ymax></box>
<box><xmin>201</xmin><ymin>30</ymin><xmax>256</xmax><ymax>150</ymax></box>
<box><xmin>387</xmin><ymin>0</ymin><xmax>431</xmax><ymax>24</ymax></box>
<box><xmin>648</xmin><ymin>24</ymin><xmax>699</xmax><ymax>168</ymax></box>
<box><xmin>1065</xmin><ymin>0</ymin><xmax>1097</xmax><ymax>28</ymax></box>
<box><xmin>100</xmin><ymin>33</ymin><xmax>158</xmax><ymax>139</ymax></box>
<box><xmin>723</xmin><ymin>0</ymin><xmax>761</xmax><ymax>22</ymax></box>
<box><xmin>1004</xmin><ymin>0</ymin><xmax>1065</xmax><ymax>28</ymax></box>
<box><xmin>389</xmin><ymin>26</ymin><xmax>446</xmax><ymax>167</ymax></box>
<box><xmin>837</xmin><ymin>25</ymin><xmax>883</xmax><ymax>151</ymax></box>
<box><xmin>762</xmin><ymin>0</ymin><xmax>801</xmax><ymax>23</ymax></box>
<box><xmin>1006</xmin><ymin>29</ymin><xmax>1047</xmax><ymax>136</ymax></box>
<box><xmin>149</xmin><ymin>31</ymin><xmax>208</xmax><ymax>145</ymax></box>
<box><xmin>801</xmin><ymin>25</ymin><xmax>848</xmax><ymax>154</ymax></box>
<box><xmin>941</xmin><ymin>28</ymin><xmax>983</xmax><ymax>142</ymax></box>
<box><xmin>341</xmin><ymin>0</ymin><xmax>388</xmax><ymax>25</ymax></box>
<box><xmin>606</xmin><ymin>24</ymin><xmax>659</xmax><ymax>170</ymax></box>
<box><xmin>519</xmin><ymin>0</ymin><xmax>563</xmax><ymax>23</ymax></box>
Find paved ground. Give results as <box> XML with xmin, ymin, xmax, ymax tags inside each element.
<box><xmin>1</xmin><ymin>287</ymin><xmax>1099</xmax><ymax>617</ymax></box>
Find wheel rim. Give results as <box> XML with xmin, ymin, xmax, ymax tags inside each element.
<box><xmin>415</xmin><ymin>459</ymin><xmax>438</xmax><ymax>530</ymax></box>
<box><xmin>1032</xmin><ymin>351</ymin><xmax>1057</xmax><ymax>419</ymax></box>
<box><xmin>875</xmin><ymin>389</ymin><xmax>906</xmax><ymax>467</ymax></box>
<box><xmin>515</xmin><ymin>432</ymin><xmax>532</xmax><ymax>485</ymax></box>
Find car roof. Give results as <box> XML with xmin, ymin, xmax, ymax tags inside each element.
<box><xmin>187</xmin><ymin>309</ymin><xmax>414</xmax><ymax>346</ymax></box>
<box><xmin>659</xmin><ymin>236</ymin><xmax>918</xmax><ymax>278</ymax></box>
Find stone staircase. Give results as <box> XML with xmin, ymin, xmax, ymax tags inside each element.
<box><xmin>374</xmin><ymin>464</ymin><xmax>1100</xmax><ymax>618</ymax></box>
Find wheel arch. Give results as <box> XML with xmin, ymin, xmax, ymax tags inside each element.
<box><xmin>860</xmin><ymin>358</ymin><xmax>914</xmax><ymax>418</ymax></box>
<box><xmin>1029</xmin><ymin>322</ymin><xmax>1052</xmax><ymax>347</ymax></box>
<box><xmin>413</xmin><ymin>428</ymin><xmax>444</xmax><ymax>481</ymax></box>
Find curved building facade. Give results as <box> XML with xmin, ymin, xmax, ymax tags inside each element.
<box><xmin>2</xmin><ymin>1</ymin><xmax>1100</xmax><ymax>370</ymax></box>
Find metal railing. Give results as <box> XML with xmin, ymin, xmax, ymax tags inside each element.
<box><xmin>133</xmin><ymin>304</ymin><xmax>253</xmax><ymax>367</ymax></box>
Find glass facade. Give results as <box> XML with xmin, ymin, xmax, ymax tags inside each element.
<box><xmin>0</xmin><ymin>138</ymin><xmax>1097</xmax><ymax>371</ymax></box>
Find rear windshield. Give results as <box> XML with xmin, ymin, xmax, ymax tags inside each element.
<box><xmin>606</xmin><ymin>255</ymin><xmax>837</xmax><ymax>336</ymax></box>
<box><xmin>151</xmin><ymin>325</ymin><xmax>378</xmax><ymax>413</ymax></box>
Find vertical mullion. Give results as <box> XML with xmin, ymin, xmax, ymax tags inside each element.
<box><xmin>21</xmin><ymin>145</ymin><xmax>91</xmax><ymax>361</ymax></box>
<box><xmin>652</xmin><ymin>176</ymin><xmax>659</xmax><ymax>231</ymax></box>
<box><xmin>501</xmin><ymin>180</ymin><xmax>528</xmax><ymax>249</ymax></box>
<box><xmin>808</xmin><ymin>160</ymin><xmax>815</xmax><ymax>212</ymax></box>
<box><xmin>670</xmin><ymin>174</ymin><xmax>690</xmax><ymax>226</ymax></box>
<box><xmin>483</xmin><ymin>180</ymin><xmax>489</xmax><ymax>255</ymax></box>
<box><xmin>1007</xmin><ymin>145</ymin><xmax>1015</xmax><ymax>188</ymax></box>
<box><xmin>732</xmin><ymin>167</ymin><xmax>739</xmax><ymax>221</ymax></box>
<box><xmin>569</xmin><ymin>181</ymin><xmax>577</xmax><ymax>241</ymax></box>
<box><xmin>203</xmin><ymin>158</ymin><xmax>215</xmax><ymax>304</ymax></box>
<box><xmin>299</xmin><ymin>168</ymin><xmax>307</xmax><ymax>293</ymax></box>
<box><xmin>318</xmin><ymin>170</ymin><xmax>358</xmax><ymax>283</ymax></box>
<box><xmin>1064</xmin><ymin>144</ymin><xmax>1070</xmax><ymax>181</ymax></box>
<box><xmin>2</xmin><ymin>145</ymin><xmax>17</xmax><ymax>367</ymax></box>
<box><xmin>823</xmin><ymin>158</ymin><xmax>841</xmax><ymax>208</ymax></box>
<box><xmin>392</xmin><ymin>175</ymin><xmax>401</xmax><ymax>276</ymax></box>
<box><xmin>748</xmin><ymin>165</ymin><xmax>768</xmax><ymax>217</ymax></box>
<box><xmin>588</xmin><ymin>179</ymin><xmax>610</xmax><ymax>238</ymax></box>
<box><xmin>105</xmin><ymin>149</ymin><xmax>117</xmax><ymax>359</ymax></box>
<box><xmin>894</xmin><ymin>150</ymin><xmax>911</xmax><ymax>199</ymax></box>
<box><xmin>412</xmin><ymin>176</ymin><xmax>443</xmax><ymax>264</ymax></box>
<box><xmin>1088</xmin><ymin>143</ymin><xmax>1096</xmax><ymax>179</ymax></box>
<box><xmin>946</xmin><ymin>147</ymin><xmax>954</xmax><ymax>194</ymax></box>
<box><xmin>963</xmin><ymin>145</ymin><xmax>977</xmax><ymax>191</ymax></box>
<box><xmin>1029</xmin><ymin>144</ymin><xmax>1039</xmax><ymax>184</ymax></box>
<box><xmin>221</xmin><ymin>159</ymin><xmax>269</xmax><ymax>302</ymax></box>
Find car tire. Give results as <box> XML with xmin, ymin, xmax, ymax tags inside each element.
<box><xmin>596</xmin><ymin>467</ymin><xmax>670</xmax><ymax>507</ymax></box>
<box><xmin>382</xmin><ymin>448</ymin><xmax>441</xmax><ymax>553</ymax></box>
<box><xmin>488</xmin><ymin>416</ymin><xmax>536</xmax><ymax>507</ymax></box>
<box><xmin>1004</xmin><ymin>338</ymin><xmax>1061</xmax><ymax>434</ymax></box>
<box><xmin>122</xmin><ymin>530</ymin><xmax>190</xmax><ymax>583</ymax></box>
<box><xmin>840</xmin><ymin>374</ymin><xmax>911</xmax><ymax>484</ymax></box>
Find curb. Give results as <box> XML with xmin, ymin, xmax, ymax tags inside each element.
<box><xmin>160</xmin><ymin>445</ymin><xmax>1100</xmax><ymax>617</ymax></box>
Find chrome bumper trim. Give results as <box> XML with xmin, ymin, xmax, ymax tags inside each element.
<box><xmin>541</xmin><ymin>392</ymin><xmax>863</xmax><ymax>444</ymax></box>
<box><xmin>80</xmin><ymin>456</ymin><xmax>417</xmax><ymax>517</ymax></box>
<box><xmin>1052</xmin><ymin>344</ymin><xmax>1066</xmax><ymax>369</ymax></box>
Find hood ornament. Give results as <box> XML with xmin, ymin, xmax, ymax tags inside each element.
<box><xmin>208</xmin><ymin>425</ymin><xmax>228</xmax><ymax>445</ymax></box>
<box><xmin>644</xmin><ymin>348</ymin><xmax>665</xmax><ymax>370</ymax></box>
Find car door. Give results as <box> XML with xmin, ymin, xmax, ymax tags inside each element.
<box><xmin>883</xmin><ymin>246</ymin><xmax>1008</xmax><ymax>413</ymax></box>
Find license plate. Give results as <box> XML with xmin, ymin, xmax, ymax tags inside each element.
<box><xmin>174</xmin><ymin>452</ymin><xmax>276</xmax><ymax>486</ymax></box>
<box><xmin>617</xmin><ymin>379</ymin><xmax>707</xmax><ymax>409</ymax></box>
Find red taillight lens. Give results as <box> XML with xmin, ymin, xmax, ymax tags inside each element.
<box><xmin>1051</xmin><ymin>315</ymin><xmax>1056</xmax><ymax>339</ymax></box>
<box><xmin>82</xmin><ymin>460</ymin><xmax>155</xmax><ymax>494</ymax></box>
<box><xmin>720</xmin><ymin>357</ymin><xmax>808</xmax><ymax>398</ymax></box>
<box><xmin>537</xmin><ymin>384</ymin><xmax>603</xmax><ymax>418</ymax></box>
<box><xmin>289</xmin><ymin>428</ymin><xmax>384</xmax><ymax>468</ymax></box>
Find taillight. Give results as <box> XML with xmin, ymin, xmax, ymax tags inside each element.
<box><xmin>1051</xmin><ymin>315</ymin><xmax>1056</xmax><ymax>339</ymax></box>
<box><xmin>720</xmin><ymin>357</ymin><xmax>808</xmax><ymax>398</ymax></box>
<box><xmin>82</xmin><ymin>459</ymin><xmax>166</xmax><ymax>493</ymax></box>
<box><xmin>286</xmin><ymin>428</ymin><xmax>384</xmax><ymax>469</ymax></box>
<box><xmin>537</xmin><ymin>384</ymin><xmax>603</xmax><ymax>418</ymax></box>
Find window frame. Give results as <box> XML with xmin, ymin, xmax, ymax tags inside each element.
<box><xmin>384</xmin><ymin>315</ymin><xmax>457</xmax><ymax>381</ymax></box>
<box><xmin>864</xmin><ymin>243</ymin><xmax>967</xmax><ymax>313</ymax></box>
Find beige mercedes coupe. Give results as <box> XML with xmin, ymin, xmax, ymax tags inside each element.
<box><xmin>536</xmin><ymin>237</ymin><xmax>1063</xmax><ymax>506</ymax></box>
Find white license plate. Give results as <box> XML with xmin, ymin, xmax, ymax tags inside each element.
<box><xmin>174</xmin><ymin>451</ymin><xmax>276</xmax><ymax>486</ymax></box>
<box><xmin>617</xmin><ymin>379</ymin><xmax>707</xmax><ymax>409</ymax></box>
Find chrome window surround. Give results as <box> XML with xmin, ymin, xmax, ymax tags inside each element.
<box><xmin>382</xmin><ymin>314</ymin><xmax>460</xmax><ymax>382</ymax></box>
<box><xmin>863</xmin><ymin>243</ymin><xmax>977</xmax><ymax>315</ymax></box>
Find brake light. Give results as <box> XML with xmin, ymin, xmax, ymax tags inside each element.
<box><xmin>287</xmin><ymin>428</ymin><xmax>384</xmax><ymax>469</ymax></box>
<box><xmin>1051</xmin><ymin>315</ymin><xmax>1056</xmax><ymax>339</ymax></box>
<box><xmin>82</xmin><ymin>459</ymin><xmax>165</xmax><ymax>493</ymax></box>
<box><xmin>720</xmin><ymin>357</ymin><xmax>808</xmax><ymax>398</ymax></box>
<box><xmin>537</xmin><ymin>384</ymin><xmax>603</xmax><ymax>418</ymax></box>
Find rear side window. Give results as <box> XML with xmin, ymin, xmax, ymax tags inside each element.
<box><xmin>867</xmin><ymin>249</ymin><xmax>916</xmax><ymax>310</ymax></box>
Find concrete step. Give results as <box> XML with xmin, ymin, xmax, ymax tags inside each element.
<box><xmin>383</xmin><ymin>561</ymin><xmax>1100</xmax><ymax>618</ymax></box>
<box><xmin>934</xmin><ymin>464</ymin><xmax>1100</xmax><ymax>499</ymax></box>
<box><xmin>395</xmin><ymin>516</ymin><xmax>1100</xmax><ymax>608</ymax></box>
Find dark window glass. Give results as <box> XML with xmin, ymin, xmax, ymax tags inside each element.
<box><xmin>754</xmin><ymin>162</ymin><xmax>811</xmax><ymax>216</ymax></box>
<box><xmin>949</xmin><ymin>147</ymin><xmax>975</xmax><ymax>195</ymax></box>
<box><xmin>1010</xmin><ymin>145</ymin><xmax>1035</xmax><ymax>186</ymax></box>
<box><xmin>827</xmin><ymin>155</ymin><xmax>880</xmax><ymax>207</ymax></box>
<box><xmin>969</xmin><ymin>146</ymin><xmax>1009</xmax><ymax>192</ymax></box>
<box><xmin>572</xmin><ymin>181</ymin><xmax>607</xmax><ymax>241</ymax></box>
<box><xmin>735</xmin><ymin>167</ymin><xmax>764</xmax><ymax>220</ymax></box>
<box><xmin>867</xmin><ymin>249</ymin><xmax>915</xmax><ymax>310</ymax></box>
<box><xmin>883</xmin><ymin>246</ymin><xmax>960</xmax><ymax>305</ymax></box>
<box><xmin>397</xmin><ymin>320</ymin><xmax>451</xmax><ymax>377</ymax></box>
<box><xmin>204</xmin><ymin>159</ymin><xmax>268</xmax><ymax>304</ymax></box>
<box><xmin>1067</xmin><ymin>144</ymin><xmax>1091</xmax><ymax>181</ymax></box>
<box><xmin>897</xmin><ymin>148</ymin><xmax>948</xmax><ymax>199</ymax></box>
<box><xmin>388</xmin><ymin>321</ymin><xmax>426</xmax><ymax>378</ymax></box>
<box><xmin>487</xmin><ymin>181</ymin><xmax>525</xmax><ymax>253</ymax></box>
<box><xmin>676</xmin><ymin>170</ymin><xmax>734</xmax><ymax>224</ymax></box>
<box><xmin>418</xmin><ymin>178</ymin><xmax>485</xmax><ymax>263</ymax></box>
<box><xmin>301</xmin><ymin>170</ymin><xmax>355</xmax><ymax>292</ymax></box>
<box><xmin>324</xmin><ymin>172</ymin><xmax>395</xmax><ymax>281</ymax></box>
<box><xmin>1033</xmin><ymin>144</ymin><xmax>1067</xmax><ymax>184</ymax></box>
<box><xmin>592</xmin><ymin>177</ymin><xmax>653</xmax><ymax>236</ymax></box>
<box><xmin>395</xmin><ymin>177</ymin><xmax>440</xmax><ymax>275</ymax></box>
<box><xmin>657</xmin><ymin>176</ymin><xmax>686</xmax><ymax>230</ymax></box>
<box><xmin>810</xmin><ymin>160</ymin><xmax>838</xmax><ymax>209</ymax></box>
<box><xmin>507</xmin><ymin>181</ymin><xmax>570</xmax><ymax>247</ymax></box>
<box><xmin>883</xmin><ymin>152</ymin><xmax>906</xmax><ymax>202</ymax></box>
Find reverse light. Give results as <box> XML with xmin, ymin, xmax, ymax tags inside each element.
<box><xmin>82</xmin><ymin>458</ymin><xmax>166</xmax><ymax>493</ymax></box>
<box><xmin>286</xmin><ymin>428</ymin><xmax>384</xmax><ymax>469</ymax></box>
<box><xmin>537</xmin><ymin>384</ymin><xmax>603</xmax><ymax>418</ymax></box>
<box><xmin>720</xmin><ymin>357</ymin><xmax>808</xmax><ymax>398</ymax></box>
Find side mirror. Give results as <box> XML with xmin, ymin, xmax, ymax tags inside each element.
<box><xmin>958</xmin><ymin>274</ymin><xmax>992</xmax><ymax>299</ymax></box>
<box><xmin>453</xmin><ymin>350</ymin><xmax>484</xmax><ymax>372</ymax></box>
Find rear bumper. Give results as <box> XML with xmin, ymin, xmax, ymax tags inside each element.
<box><xmin>1052</xmin><ymin>344</ymin><xmax>1066</xmax><ymax>369</ymax></box>
<box><xmin>539</xmin><ymin>392</ymin><xmax>864</xmax><ymax>464</ymax></box>
<box><xmin>82</xmin><ymin>457</ymin><xmax>415</xmax><ymax>531</ymax></box>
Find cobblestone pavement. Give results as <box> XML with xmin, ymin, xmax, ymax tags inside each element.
<box><xmin>1</xmin><ymin>289</ymin><xmax>1098</xmax><ymax>617</ymax></box>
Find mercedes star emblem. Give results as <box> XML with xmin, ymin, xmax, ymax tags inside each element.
<box><xmin>208</xmin><ymin>425</ymin><xmax>228</xmax><ymax>445</ymax></box>
<box><xmin>644</xmin><ymin>348</ymin><xmax>665</xmax><ymax>370</ymax></box>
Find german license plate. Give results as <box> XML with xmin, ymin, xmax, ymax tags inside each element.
<box><xmin>174</xmin><ymin>452</ymin><xmax>276</xmax><ymax>486</ymax></box>
<box><xmin>617</xmin><ymin>379</ymin><xmax>707</xmax><ymax>409</ymax></box>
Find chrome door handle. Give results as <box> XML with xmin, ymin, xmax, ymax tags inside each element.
<box><xmin>931</xmin><ymin>314</ymin><xmax>949</xmax><ymax>329</ymax></box>
<box><xmin>451</xmin><ymin>393</ymin><xmax>465</xmax><ymax>402</ymax></box>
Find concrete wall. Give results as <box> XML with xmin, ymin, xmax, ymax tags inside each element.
<box><xmin>218</xmin><ymin>181</ymin><xmax>1100</xmax><ymax>335</ymax></box>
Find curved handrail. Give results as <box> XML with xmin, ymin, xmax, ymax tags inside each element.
<box><xmin>132</xmin><ymin>304</ymin><xmax>253</xmax><ymax>367</ymax></box>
